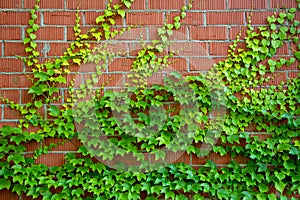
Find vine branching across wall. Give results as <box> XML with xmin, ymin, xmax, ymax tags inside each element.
<box><xmin>0</xmin><ymin>0</ymin><xmax>300</xmax><ymax>199</ymax></box>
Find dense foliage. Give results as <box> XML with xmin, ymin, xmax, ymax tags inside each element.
<box><xmin>0</xmin><ymin>0</ymin><xmax>299</xmax><ymax>199</ymax></box>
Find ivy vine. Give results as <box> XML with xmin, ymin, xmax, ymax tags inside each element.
<box><xmin>0</xmin><ymin>0</ymin><xmax>300</xmax><ymax>199</ymax></box>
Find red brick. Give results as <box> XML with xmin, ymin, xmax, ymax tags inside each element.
<box><xmin>209</xmin><ymin>42</ymin><xmax>231</xmax><ymax>56</ymax></box>
<box><xmin>112</xmin><ymin>27</ymin><xmax>147</xmax><ymax>40</ymax></box>
<box><xmin>190</xmin><ymin>58</ymin><xmax>215</xmax><ymax>71</ymax></box>
<box><xmin>24</xmin><ymin>140</ymin><xmax>41</xmax><ymax>152</ymax></box>
<box><xmin>127</xmin><ymin>12</ymin><xmax>164</xmax><ymax>25</ymax></box>
<box><xmin>229</xmin><ymin>0</ymin><xmax>267</xmax><ymax>9</ymax></box>
<box><xmin>128</xmin><ymin>42</ymin><xmax>147</xmax><ymax>56</ymax></box>
<box><xmin>192</xmin><ymin>0</ymin><xmax>226</xmax><ymax>10</ymax></box>
<box><xmin>168</xmin><ymin>12</ymin><xmax>204</xmax><ymax>25</ymax></box>
<box><xmin>270</xmin><ymin>0</ymin><xmax>298</xmax><ymax>9</ymax></box>
<box><xmin>148</xmin><ymin>26</ymin><xmax>188</xmax><ymax>40</ymax></box>
<box><xmin>44</xmin><ymin>12</ymin><xmax>77</xmax><ymax>25</ymax></box>
<box><xmin>109</xmin><ymin>152</ymin><xmax>150</xmax><ymax>167</ymax></box>
<box><xmin>0</xmin><ymin>27</ymin><xmax>21</xmax><ymax>40</ymax></box>
<box><xmin>67</xmin><ymin>0</ymin><xmax>105</xmax><ymax>10</ymax></box>
<box><xmin>192</xmin><ymin>151</ymin><xmax>231</xmax><ymax>165</ymax></box>
<box><xmin>232</xmin><ymin>154</ymin><xmax>249</xmax><ymax>164</ymax></box>
<box><xmin>0</xmin><ymin>90</ymin><xmax>20</xmax><ymax>104</ymax></box>
<box><xmin>169</xmin><ymin>57</ymin><xmax>188</xmax><ymax>71</ymax></box>
<box><xmin>36</xmin><ymin>27</ymin><xmax>65</xmax><ymax>41</ymax></box>
<box><xmin>0</xmin><ymin>12</ymin><xmax>30</xmax><ymax>25</ymax></box>
<box><xmin>229</xmin><ymin>26</ymin><xmax>248</xmax><ymax>40</ymax></box>
<box><xmin>0</xmin><ymin>58</ymin><xmax>23</xmax><ymax>72</ymax></box>
<box><xmin>37</xmin><ymin>42</ymin><xmax>70</xmax><ymax>57</ymax></box>
<box><xmin>170</xmin><ymin>42</ymin><xmax>208</xmax><ymax>57</ymax></box>
<box><xmin>4</xmin><ymin>42</ymin><xmax>27</xmax><ymax>57</ymax></box>
<box><xmin>0</xmin><ymin>0</ymin><xmax>21</xmax><ymax>8</ymax></box>
<box><xmin>105</xmin><ymin>42</ymin><xmax>128</xmax><ymax>54</ymax></box>
<box><xmin>263</xmin><ymin>72</ymin><xmax>287</xmax><ymax>85</ymax></box>
<box><xmin>3</xmin><ymin>106</ymin><xmax>23</xmax><ymax>120</ymax></box>
<box><xmin>249</xmin><ymin>134</ymin><xmax>272</xmax><ymax>140</ymax></box>
<box><xmin>0</xmin><ymin>74</ymin><xmax>32</xmax><ymax>88</ymax></box>
<box><xmin>149</xmin><ymin>0</ymin><xmax>186</xmax><ymax>9</ymax></box>
<box><xmin>109</xmin><ymin>58</ymin><xmax>133</xmax><ymax>72</ymax></box>
<box><xmin>98</xmin><ymin>74</ymin><xmax>124</xmax><ymax>87</ymax></box>
<box><xmin>34</xmin><ymin>153</ymin><xmax>65</xmax><ymax>166</ymax></box>
<box><xmin>110</xmin><ymin>0</ymin><xmax>146</xmax><ymax>9</ymax></box>
<box><xmin>43</xmin><ymin>138</ymin><xmax>81</xmax><ymax>151</ymax></box>
<box><xmin>149</xmin><ymin>151</ymin><xmax>190</xmax><ymax>164</ymax></box>
<box><xmin>21</xmin><ymin>90</ymin><xmax>33</xmax><ymax>104</ymax></box>
<box><xmin>275</xmin><ymin>43</ymin><xmax>289</xmax><ymax>55</ymax></box>
<box><xmin>0</xmin><ymin>189</ymin><xmax>19</xmax><ymax>200</ymax></box>
<box><xmin>84</xmin><ymin>12</ymin><xmax>123</xmax><ymax>25</ymax></box>
<box><xmin>207</xmin><ymin>12</ymin><xmax>245</xmax><ymax>25</ymax></box>
<box><xmin>213</xmin><ymin>57</ymin><xmax>227</xmax><ymax>64</ymax></box>
<box><xmin>250</xmin><ymin>11</ymin><xmax>274</xmax><ymax>24</ymax></box>
<box><xmin>288</xmin><ymin>72</ymin><xmax>299</xmax><ymax>79</ymax></box>
<box><xmin>24</xmin><ymin>0</ymin><xmax>64</xmax><ymax>9</ymax></box>
<box><xmin>190</xmin><ymin>26</ymin><xmax>227</xmax><ymax>40</ymax></box>
<box><xmin>82</xmin><ymin>73</ymin><xmax>123</xmax><ymax>87</ymax></box>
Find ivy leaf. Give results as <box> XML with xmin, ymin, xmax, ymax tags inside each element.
<box><xmin>275</xmin><ymin>181</ymin><xmax>286</xmax><ymax>194</ymax></box>
<box><xmin>34</xmin><ymin>100</ymin><xmax>43</xmax><ymax>108</ymax></box>
<box><xmin>117</xmin><ymin>10</ymin><xmax>126</xmax><ymax>18</ymax></box>
<box><xmin>0</xmin><ymin>178</ymin><xmax>11</xmax><ymax>190</ymax></box>
<box><xmin>268</xmin><ymin>194</ymin><xmax>277</xmax><ymax>200</ymax></box>
<box><xmin>48</xmin><ymin>105</ymin><xmax>61</xmax><ymax>117</ymax></box>
<box><xmin>28</xmin><ymin>85</ymin><xmax>43</xmax><ymax>95</ymax></box>
<box><xmin>54</xmin><ymin>76</ymin><xmax>66</xmax><ymax>83</ymax></box>
<box><xmin>32</xmin><ymin>24</ymin><xmax>39</xmax><ymax>31</ymax></box>
<box><xmin>152</xmin><ymin>149</ymin><xmax>165</xmax><ymax>160</ymax></box>
<box><xmin>217</xmin><ymin>189</ymin><xmax>229</xmax><ymax>199</ymax></box>
<box><xmin>7</xmin><ymin>154</ymin><xmax>25</xmax><ymax>164</ymax></box>
<box><xmin>174</xmin><ymin>22</ymin><xmax>181</xmax><ymax>30</ymax></box>
<box><xmin>165</xmin><ymin>191</ymin><xmax>175</xmax><ymax>199</ymax></box>
<box><xmin>294</xmin><ymin>51</ymin><xmax>300</xmax><ymax>60</ymax></box>
<box><xmin>258</xmin><ymin>184</ymin><xmax>269</xmax><ymax>193</ymax></box>
<box><xmin>24</xmin><ymin>37</ymin><xmax>31</xmax><ymax>44</ymax></box>
<box><xmin>123</xmin><ymin>0</ymin><xmax>131</xmax><ymax>8</ymax></box>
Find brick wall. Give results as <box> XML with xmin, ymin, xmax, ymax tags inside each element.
<box><xmin>0</xmin><ymin>0</ymin><xmax>299</xmax><ymax>199</ymax></box>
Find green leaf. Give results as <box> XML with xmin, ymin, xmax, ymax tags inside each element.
<box><xmin>275</xmin><ymin>181</ymin><xmax>286</xmax><ymax>194</ymax></box>
<box><xmin>34</xmin><ymin>100</ymin><xmax>43</xmax><ymax>108</ymax></box>
<box><xmin>174</xmin><ymin>16</ymin><xmax>180</xmax><ymax>22</ymax></box>
<box><xmin>32</xmin><ymin>24</ymin><xmax>39</xmax><ymax>31</ymax></box>
<box><xmin>48</xmin><ymin>105</ymin><xmax>61</xmax><ymax>117</ymax></box>
<box><xmin>268</xmin><ymin>194</ymin><xmax>277</xmax><ymax>200</ymax></box>
<box><xmin>12</xmin><ymin>184</ymin><xmax>26</xmax><ymax>196</ymax></box>
<box><xmin>259</xmin><ymin>184</ymin><xmax>269</xmax><ymax>193</ymax></box>
<box><xmin>96</xmin><ymin>16</ymin><xmax>105</xmax><ymax>24</ymax></box>
<box><xmin>294</xmin><ymin>51</ymin><xmax>300</xmax><ymax>60</ymax></box>
<box><xmin>7</xmin><ymin>154</ymin><xmax>25</xmax><ymax>164</ymax></box>
<box><xmin>152</xmin><ymin>149</ymin><xmax>165</xmax><ymax>160</ymax></box>
<box><xmin>0</xmin><ymin>178</ymin><xmax>11</xmax><ymax>190</ymax></box>
<box><xmin>54</xmin><ymin>76</ymin><xmax>66</xmax><ymax>83</ymax></box>
<box><xmin>118</xmin><ymin>10</ymin><xmax>126</xmax><ymax>18</ymax></box>
<box><xmin>24</xmin><ymin>37</ymin><xmax>31</xmax><ymax>44</ymax></box>
<box><xmin>217</xmin><ymin>189</ymin><xmax>229</xmax><ymax>199</ymax></box>
<box><xmin>123</xmin><ymin>0</ymin><xmax>131</xmax><ymax>8</ymax></box>
<box><xmin>174</xmin><ymin>22</ymin><xmax>181</xmax><ymax>30</ymax></box>
<box><xmin>28</xmin><ymin>85</ymin><xmax>43</xmax><ymax>95</ymax></box>
<box><xmin>29</xmin><ymin>33</ymin><xmax>37</xmax><ymax>40</ymax></box>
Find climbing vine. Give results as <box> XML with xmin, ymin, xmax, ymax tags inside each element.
<box><xmin>0</xmin><ymin>0</ymin><xmax>300</xmax><ymax>199</ymax></box>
